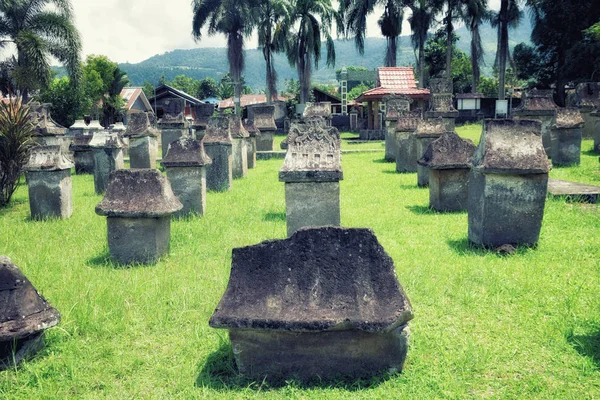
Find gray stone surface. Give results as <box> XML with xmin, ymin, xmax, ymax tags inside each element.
<box><xmin>230</xmin><ymin>117</ymin><xmax>249</xmax><ymax>178</ymax></box>
<box><xmin>303</xmin><ymin>102</ymin><xmax>332</xmax><ymax>125</ymax></box>
<box><xmin>69</xmin><ymin>135</ymin><xmax>94</xmax><ymax>174</ymax></box>
<box><xmin>415</xmin><ymin>118</ymin><xmax>447</xmax><ymax>187</ymax></box>
<box><xmin>249</xmin><ymin>105</ymin><xmax>276</xmax><ymax>151</ymax></box>
<box><xmin>0</xmin><ymin>256</ymin><xmax>61</xmax><ymax>370</ymax></box>
<box><xmin>424</xmin><ymin>75</ymin><xmax>458</xmax><ymax>131</ymax></box>
<box><xmin>191</xmin><ymin>103</ymin><xmax>215</xmax><ymax>138</ymax></box>
<box><xmin>513</xmin><ymin>88</ymin><xmax>559</xmax><ymax>156</ymax></box>
<box><xmin>468</xmin><ymin>119</ymin><xmax>551</xmax><ymax>247</ymax></box>
<box><xmin>203</xmin><ymin>117</ymin><xmax>233</xmax><ymax>192</ymax></box>
<box><xmin>243</xmin><ymin>119</ymin><xmax>258</xmax><ymax>169</ymax></box>
<box><xmin>593</xmin><ymin>110</ymin><xmax>600</xmax><ymax>153</ymax></box>
<box><xmin>384</xmin><ymin>95</ymin><xmax>414</xmax><ymax>162</ymax></box>
<box><xmin>209</xmin><ymin>227</ymin><xmax>413</xmax><ymax>381</ymax></box>
<box><xmin>284</xmin><ymin>181</ymin><xmax>341</xmax><ymax>237</ymax></box>
<box><xmin>547</xmin><ymin>178</ymin><xmax>600</xmax><ymax>203</ymax></box>
<box><xmin>89</xmin><ymin>132</ymin><xmax>125</xmax><ymax>194</ymax></box>
<box><xmin>550</xmin><ymin>108</ymin><xmax>584</xmax><ymax>166</ymax></box>
<box><xmin>124</xmin><ymin>112</ymin><xmax>159</xmax><ymax>169</ymax></box>
<box><xmin>573</xmin><ymin>82</ymin><xmax>600</xmax><ymax>139</ymax></box>
<box><xmin>24</xmin><ymin>146</ymin><xmax>74</xmax><ymax>219</ymax></box>
<box><xmin>158</xmin><ymin>99</ymin><xmax>190</xmax><ymax>158</ymax></box>
<box><xmin>395</xmin><ymin>131</ymin><xmax>418</xmax><ymax>172</ymax></box>
<box><xmin>95</xmin><ymin>169</ymin><xmax>182</xmax><ymax>264</ymax></box>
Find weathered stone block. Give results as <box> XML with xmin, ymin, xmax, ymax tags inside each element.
<box><xmin>105</xmin><ymin>217</ymin><xmax>171</xmax><ymax>264</ymax></box>
<box><xmin>249</xmin><ymin>105</ymin><xmax>276</xmax><ymax>151</ymax></box>
<box><xmin>203</xmin><ymin>116</ymin><xmax>233</xmax><ymax>192</ymax></box>
<box><xmin>415</xmin><ymin>119</ymin><xmax>447</xmax><ymax>187</ymax></box>
<box><xmin>209</xmin><ymin>227</ymin><xmax>413</xmax><ymax>382</ymax></box>
<box><xmin>395</xmin><ymin>131</ymin><xmax>418</xmax><ymax>173</ymax></box>
<box><xmin>385</xmin><ymin>130</ymin><xmax>398</xmax><ymax>162</ymax></box>
<box><xmin>513</xmin><ymin>88</ymin><xmax>559</xmax><ymax>156</ymax></box>
<box><xmin>550</xmin><ymin>108</ymin><xmax>584</xmax><ymax>166</ymax></box>
<box><xmin>90</xmin><ymin>133</ymin><xmax>125</xmax><ymax>195</ymax></box>
<box><xmin>592</xmin><ymin>110</ymin><xmax>600</xmax><ymax>153</ymax></box>
<box><xmin>69</xmin><ymin>135</ymin><xmax>94</xmax><ymax>174</ymax></box>
<box><xmin>284</xmin><ymin>182</ymin><xmax>340</xmax><ymax>237</ymax></box>
<box><xmin>573</xmin><ymin>82</ymin><xmax>600</xmax><ymax>139</ymax></box>
<box><xmin>160</xmin><ymin>129</ymin><xmax>187</xmax><ymax>158</ymax></box>
<box><xmin>230</xmin><ymin>117</ymin><xmax>249</xmax><ymax>179</ymax></box>
<box><xmin>124</xmin><ymin>112</ymin><xmax>159</xmax><ymax>169</ymax></box>
<box><xmin>245</xmin><ymin>137</ymin><xmax>256</xmax><ymax>169</ymax></box>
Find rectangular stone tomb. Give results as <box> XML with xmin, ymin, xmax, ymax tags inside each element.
<box><xmin>229</xmin><ymin>116</ymin><xmax>249</xmax><ymax>179</ymax></box>
<box><xmin>158</xmin><ymin>98</ymin><xmax>190</xmax><ymax>158</ymax></box>
<box><xmin>203</xmin><ymin>117</ymin><xmax>233</xmax><ymax>192</ymax></box>
<box><xmin>513</xmin><ymin>88</ymin><xmax>559</xmax><ymax>157</ymax></box>
<box><xmin>249</xmin><ymin>105</ymin><xmax>277</xmax><ymax>151</ymax></box>
<box><xmin>550</xmin><ymin>108</ymin><xmax>584</xmax><ymax>167</ymax></box>
<box><xmin>279</xmin><ymin>118</ymin><xmax>343</xmax><ymax>237</ymax></box>
<box><xmin>415</xmin><ymin>118</ymin><xmax>448</xmax><ymax>187</ymax></box>
<box><xmin>124</xmin><ymin>112</ymin><xmax>159</xmax><ymax>169</ymax></box>
<box><xmin>209</xmin><ymin>227</ymin><xmax>413</xmax><ymax>382</ymax></box>
<box><xmin>89</xmin><ymin>132</ymin><xmax>125</xmax><ymax>195</ymax></box>
<box><xmin>384</xmin><ymin>95</ymin><xmax>414</xmax><ymax>162</ymax></box>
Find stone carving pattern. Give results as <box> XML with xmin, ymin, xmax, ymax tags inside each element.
<box><xmin>288</xmin><ymin>118</ymin><xmax>340</xmax><ymax>169</ymax></box>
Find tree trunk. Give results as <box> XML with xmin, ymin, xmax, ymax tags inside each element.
<box><xmin>228</xmin><ymin>32</ymin><xmax>244</xmax><ymax>116</ymax></box>
<box><xmin>555</xmin><ymin>48</ymin><xmax>566</xmax><ymax>106</ymax></box>
<box><xmin>445</xmin><ymin>8</ymin><xmax>453</xmax><ymax>78</ymax></box>
<box><xmin>470</xmin><ymin>23</ymin><xmax>481</xmax><ymax>93</ymax></box>
<box><xmin>498</xmin><ymin>0</ymin><xmax>508</xmax><ymax>100</ymax></box>
<box><xmin>264</xmin><ymin>24</ymin><xmax>277</xmax><ymax>105</ymax></box>
<box><xmin>298</xmin><ymin>49</ymin><xmax>312</xmax><ymax>105</ymax></box>
<box><xmin>418</xmin><ymin>41</ymin><xmax>425</xmax><ymax>87</ymax></box>
<box><xmin>385</xmin><ymin>36</ymin><xmax>398</xmax><ymax>67</ymax></box>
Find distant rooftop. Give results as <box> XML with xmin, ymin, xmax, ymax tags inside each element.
<box><xmin>356</xmin><ymin>67</ymin><xmax>430</xmax><ymax>102</ymax></box>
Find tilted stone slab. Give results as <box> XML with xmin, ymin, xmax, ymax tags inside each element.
<box><xmin>550</xmin><ymin>107</ymin><xmax>584</xmax><ymax>166</ymax></box>
<box><xmin>210</xmin><ymin>227</ymin><xmax>413</xmax><ymax>381</ymax></box>
<box><xmin>0</xmin><ymin>256</ymin><xmax>60</xmax><ymax>370</ymax></box>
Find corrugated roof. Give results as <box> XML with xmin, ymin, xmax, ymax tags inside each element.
<box><xmin>120</xmin><ymin>87</ymin><xmax>153</xmax><ymax>111</ymax></box>
<box><xmin>148</xmin><ymin>84</ymin><xmax>204</xmax><ymax>106</ymax></box>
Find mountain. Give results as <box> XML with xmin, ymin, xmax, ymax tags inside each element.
<box><xmin>119</xmin><ymin>19</ymin><xmax>533</xmax><ymax>92</ymax></box>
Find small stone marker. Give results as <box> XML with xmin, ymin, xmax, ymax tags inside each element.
<box><xmin>279</xmin><ymin>118</ymin><xmax>343</xmax><ymax>237</ymax></box>
<box><xmin>424</xmin><ymin>75</ymin><xmax>459</xmax><ymax>131</ymax></box>
<box><xmin>242</xmin><ymin>119</ymin><xmax>259</xmax><ymax>169</ymax></box>
<box><xmin>162</xmin><ymin>137</ymin><xmax>212</xmax><ymax>216</ymax></box>
<box><xmin>203</xmin><ymin>116</ymin><xmax>233</xmax><ymax>192</ymax></box>
<box><xmin>384</xmin><ymin>95</ymin><xmax>413</xmax><ymax>162</ymax></box>
<box><xmin>89</xmin><ymin>132</ymin><xmax>125</xmax><ymax>194</ymax></box>
<box><xmin>158</xmin><ymin>98</ymin><xmax>190</xmax><ymax>158</ymax></box>
<box><xmin>573</xmin><ymin>82</ymin><xmax>600</xmax><ymax>139</ymax></box>
<box><xmin>209</xmin><ymin>227</ymin><xmax>413</xmax><ymax>381</ymax></box>
<box><xmin>550</xmin><ymin>108</ymin><xmax>584</xmax><ymax>166</ymax></box>
<box><xmin>95</xmin><ymin>169</ymin><xmax>182</xmax><ymax>264</ymax></box>
<box><xmin>69</xmin><ymin>134</ymin><xmax>94</xmax><ymax>174</ymax></box>
<box><xmin>229</xmin><ymin>116</ymin><xmax>249</xmax><ymax>179</ymax></box>
<box><xmin>513</xmin><ymin>88</ymin><xmax>559</xmax><ymax>156</ymax></box>
<box><xmin>29</xmin><ymin>102</ymin><xmax>68</xmax><ymax>150</ymax></box>
<box><xmin>191</xmin><ymin>103</ymin><xmax>215</xmax><ymax>140</ymax></box>
<box><xmin>123</xmin><ymin>112</ymin><xmax>159</xmax><ymax>169</ymax></box>
<box><xmin>23</xmin><ymin>146</ymin><xmax>74</xmax><ymax>219</ymax></box>
<box><xmin>468</xmin><ymin>119</ymin><xmax>551</xmax><ymax>247</ymax></box>
<box><xmin>0</xmin><ymin>256</ymin><xmax>61</xmax><ymax>370</ymax></box>
<box><xmin>418</xmin><ymin>132</ymin><xmax>476</xmax><ymax>211</ymax></box>
<box><xmin>249</xmin><ymin>105</ymin><xmax>277</xmax><ymax>151</ymax></box>
<box><xmin>415</xmin><ymin>118</ymin><xmax>448</xmax><ymax>187</ymax></box>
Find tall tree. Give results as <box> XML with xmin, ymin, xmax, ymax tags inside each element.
<box><xmin>406</xmin><ymin>0</ymin><xmax>440</xmax><ymax>86</ymax></box>
<box><xmin>378</xmin><ymin>0</ymin><xmax>404</xmax><ymax>67</ymax></box>
<box><xmin>255</xmin><ymin>0</ymin><xmax>291</xmax><ymax>104</ymax></box>
<box><xmin>192</xmin><ymin>0</ymin><xmax>257</xmax><ymax>115</ymax></box>
<box><xmin>0</xmin><ymin>0</ymin><xmax>81</xmax><ymax>100</ymax></box>
<box><xmin>464</xmin><ymin>0</ymin><xmax>488</xmax><ymax>93</ymax></box>
<box><xmin>285</xmin><ymin>0</ymin><xmax>337</xmax><ymax>104</ymax></box>
<box><xmin>492</xmin><ymin>0</ymin><xmax>521</xmax><ymax>100</ymax></box>
<box><xmin>439</xmin><ymin>0</ymin><xmax>466</xmax><ymax>78</ymax></box>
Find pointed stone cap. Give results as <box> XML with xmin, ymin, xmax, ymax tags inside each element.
<box><xmin>89</xmin><ymin>132</ymin><xmax>125</xmax><ymax>149</ymax></box>
<box><xmin>514</xmin><ymin>88</ymin><xmax>559</xmax><ymax>114</ymax></box>
<box><xmin>303</xmin><ymin>102</ymin><xmax>331</xmax><ymax>119</ymax></box>
<box><xmin>249</xmin><ymin>105</ymin><xmax>277</xmax><ymax>131</ymax></box>
<box><xmin>29</xmin><ymin>102</ymin><xmax>67</xmax><ymax>136</ymax></box>
<box><xmin>279</xmin><ymin>118</ymin><xmax>343</xmax><ymax>182</ymax></box>
<box><xmin>158</xmin><ymin>98</ymin><xmax>188</xmax><ymax>128</ymax></box>
<box><xmin>417</xmin><ymin>131</ymin><xmax>476</xmax><ymax>169</ymax></box>
<box><xmin>554</xmin><ymin>107</ymin><xmax>584</xmax><ymax>129</ymax></box>
<box><xmin>415</xmin><ymin>118</ymin><xmax>449</xmax><ymax>137</ymax></box>
<box><xmin>242</xmin><ymin>119</ymin><xmax>260</xmax><ymax>138</ymax></box>
<box><xmin>24</xmin><ymin>146</ymin><xmax>74</xmax><ymax>171</ymax></box>
<box><xmin>87</xmin><ymin>120</ymin><xmax>104</xmax><ymax>131</ymax></box>
<box><xmin>0</xmin><ymin>256</ymin><xmax>60</xmax><ymax>343</ymax></box>
<box><xmin>162</xmin><ymin>137</ymin><xmax>212</xmax><ymax>167</ymax></box>
<box><xmin>574</xmin><ymin>82</ymin><xmax>600</xmax><ymax>110</ymax></box>
<box><xmin>472</xmin><ymin>119</ymin><xmax>551</xmax><ymax>174</ymax></box>
<box><xmin>69</xmin><ymin>135</ymin><xmax>93</xmax><ymax>152</ymax></box>
<box><xmin>96</xmin><ymin>169</ymin><xmax>183</xmax><ymax>218</ymax></box>
<box><xmin>203</xmin><ymin>116</ymin><xmax>232</xmax><ymax>145</ymax></box>
<box><xmin>123</xmin><ymin>113</ymin><xmax>158</xmax><ymax>138</ymax></box>
<box><xmin>229</xmin><ymin>116</ymin><xmax>249</xmax><ymax>138</ymax></box>
<box><xmin>69</xmin><ymin>120</ymin><xmax>87</xmax><ymax>130</ymax></box>
<box><xmin>111</xmin><ymin>122</ymin><xmax>126</xmax><ymax>132</ymax></box>
<box><xmin>210</xmin><ymin>227</ymin><xmax>413</xmax><ymax>333</ymax></box>
<box><xmin>191</xmin><ymin>104</ymin><xmax>215</xmax><ymax>129</ymax></box>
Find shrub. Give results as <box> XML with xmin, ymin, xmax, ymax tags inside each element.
<box><xmin>0</xmin><ymin>97</ymin><xmax>34</xmax><ymax>207</ymax></box>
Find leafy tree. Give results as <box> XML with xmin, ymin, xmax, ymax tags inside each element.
<box><xmin>197</xmin><ymin>77</ymin><xmax>219</xmax><ymax>99</ymax></box>
<box><xmin>424</xmin><ymin>29</ymin><xmax>473</xmax><ymax>93</ymax></box>
<box><xmin>347</xmin><ymin>82</ymin><xmax>369</xmax><ymax>100</ymax></box>
<box><xmin>37</xmin><ymin>76</ymin><xmax>85</xmax><ymax>127</ymax></box>
<box><xmin>285</xmin><ymin>0</ymin><xmax>337</xmax><ymax>104</ymax></box>
<box><xmin>491</xmin><ymin>0</ymin><xmax>522</xmax><ymax>99</ymax></box>
<box><xmin>192</xmin><ymin>0</ymin><xmax>258</xmax><ymax>115</ymax></box>
<box><xmin>101</xmin><ymin>67</ymin><xmax>129</xmax><ymax>125</ymax></box>
<box><xmin>142</xmin><ymin>81</ymin><xmax>155</xmax><ymax>99</ymax></box>
<box><xmin>512</xmin><ymin>42</ymin><xmax>540</xmax><ymax>81</ymax></box>
<box><xmin>0</xmin><ymin>0</ymin><xmax>81</xmax><ymax>101</ymax></box>
<box><xmin>477</xmin><ymin>76</ymin><xmax>498</xmax><ymax>97</ymax></box>
<box><xmin>406</xmin><ymin>0</ymin><xmax>441</xmax><ymax>87</ymax></box>
<box><xmin>464</xmin><ymin>0</ymin><xmax>489</xmax><ymax>93</ymax></box>
<box><xmin>170</xmin><ymin>75</ymin><xmax>199</xmax><ymax>96</ymax></box>
<box><xmin>312</xmin><ymin>83</ymin><xmax>338</xmax><ymax>96</ymax></box>
<box><xmin>335</xmin><ymin>65</ymin><xmax>375</xmax><ymax>92</ymax></box>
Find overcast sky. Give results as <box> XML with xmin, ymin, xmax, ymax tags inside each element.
<box><xmin>8</xmin><ymin>0</ymin><xmax>501</xmax><ymax>64</ymax></box>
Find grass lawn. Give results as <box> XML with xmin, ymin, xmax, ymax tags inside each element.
<box><xmin>1</xmin><ymin>124</ymin><xmax>599</xmax><ymax>399</ymax></box>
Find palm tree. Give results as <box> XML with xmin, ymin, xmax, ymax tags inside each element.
<box><xmin>491</xmin><ymin>0</ymin><xmax>521</xmax><ymax>99</ymax></box>
<box><xmin>464</xmin><ymin>0</ymin><xmax>488</xmax><ymax>93</ymax></box>
<box><xmin>439</xmin><ymin>0</ymin><xmax>466</xmax><ymax>78</ymax></box>
<box><xmin>255</xmin><ymin>0</ymin><xmax>292</xmax><ymax>104</ymax></box>
<box><xmin>192</xmin><ymin>0</ymin><xmax>257</xmax><ymax>115</ymax></box>
<box><xmin>0</xmin><ymin>0</ymin><xmax>81</xmax><ymax>101</ymax></box>
<box><xmin>406</xmin><ymin>0</ymin><xmax>440</xmax><ymax>86</ymax></box>
<box><xmin>285</xmin><ymin>0</ymin><xmax>337</xmax><ymax>105</ymax></box>
<box><xmin>378</xmin><ymin>0</ymin><xmax>404</xmax><ymax>67</ymax></box>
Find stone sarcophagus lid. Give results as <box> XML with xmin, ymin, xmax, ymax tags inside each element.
<box><xmin>124</xmin><ymin>112</ymin><xmax>159</xmax><ymax>169</ymax></box>
<box><xmin>249</xmin><ymin>105</ymin><xmax>276</xmax><ymax>151</ymax></box>
<box><xmin>468</xmin><ymin>119</ymin><xmax>551</xmax><ymax>247</ymax></box>
<box><xmin>228</xmin><ymin>116</ymin><xmax>249</xmax><ymax>179</ymax></box>
<box><xmin>89</xmin><ymin>132</ymin><xmax>125</xmax><ymax>194</ymax></box>
<box><xmin>279</xmin><ymin>118</ymin><xmax>343</xmax><ymax>237</ymax></box>
<box><xmin>158</xmin><ymin>98</ymin><xmax>190</xmax><ymax>158</ymax></box>
<box><xmin>0</xmin><ymin>256</ymin><xmax>60</xmax><ymax>370</ymax></box>
<box><xmin>384</xmin><ymin>95</ymin><xmax>413</xmax><ymax>162</ymax></box>
<box><xmin>209</xmin><ymin>227</ymin><xmax>413</xmax><ymax>382</ymax></box>
<box><xmin>513</xmin><ymin>88</ymin><xmax>558</xmax><ymax>156</ymax></box>
<box><xmin>191</xmin><ymin>103</ymin><xmax>215</xmax><ymax>140</ymax></box>
<box><xmin>95</xmin><ymin>169</ymin><xmax>182</xmax><ymax>264</ymax></box>
<box><xmin>550</xmin><ymin>107</ymin><xmax>584</xmax><ymax>167</ymax></box>
<box><xmin>162</xmin><ymin>137</ymin><xmax>212</xmax><ymax>216</ymax></box>
<box><xmin>573</xmin><ymin>82</ymin><xmax>600</xmax><ymax>140</ymax></box>
<box><xmin>418</xmin><ymin>132</ymin><xmax>476</xmax><ymax>211</ymax></box>
<box><xmin>24</xmin><ymin>145</ymin><xmax>74</xmax><ymax>219</ymax></box>
<box><xmin>203</xmin><ymin>116</ymin><xmax>233</xmax><ymax>192</ymax></box>
<box><xmin>414</xmin><ymin>118</ymin><xmax>449</xmax><ymax>187</ymax></box>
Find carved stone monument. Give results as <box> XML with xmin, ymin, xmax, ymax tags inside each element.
<box><xmin>279</xmin><ymin>118</ymin><xmax>343</xmax><ymax>237</ymax></box>
<box><xmin>468</xmin><ymin>119</ymin><xmax>551</xmax><ymax>247</ymax></box>
<box><xmin>424</xmin><ymin>75</ymin><xmax>458</xmax><ymax>131</ymax></box>
<box><xmin>0</xmin><ymin>256</ymin><xmax>61</xmax><ymax>370</ymax></box>
<box><xmin>303</xmin><ymin>102</ymin><xmax>332</xmax><ymax>126</ymax></box>
<box><xmin>418</xmin><ymin>132</ymin><xmax>476</xmax><ymax>211</ymax></box>
<box><xmin>229</xmin><ymin>116</ymin><xmax>249</xmax><ymax>179</ymax></box>
<box><xmin>158</xmin><ymin>98</ymin><xmax>189</xmax><ymax>158</ymax></box>
<box><xmin>203</xmin><ymin>116</ymin><xmax>233</xmax><ymax>192</ymax></box>
<box><xmin>242</xmin><ymin>119</ymin><xmax>259</xmax><ymax>169</ymax></box>
<box><xmin>68</xmin><ymin>119</ymin><xmax>88</xmax><ymax>136</ymax></box>
<box><xmin>384</xmin><ymin>95</ymin><xmax>413</xmax><ymax>162</ymax></box>
<box><xmin>209</xmin><ymin>227</ymin><xmax>413</xmax><ymax>381</ymax></box>
<box><xmin>162</xmin><ymin>137</ymin><xmax>212</xmax><ymax>216</ymax></box>
<box><xmin>95</xmin><ymin>169</ymin><xmax>182</xmax><ymax>264</ymax></box>
<box><xmin>89</xmin><ymin>132</ymin><xmax>125</xmax><ymax>194</ymax></box>
<box><xmin>29</xmin><ymin>102</ymin><xmax>68</xmax><ymax>150</ymax></box>
<box><xmin>191</xmin><ymin>103</ymin><xmax>215</xmax><ymax>140</ymax></box>
<box><xmin>415</xmin><ymin>118</ymin><xmax>448</xmax><ymax>187</ymax></box>
<box><xmin>23</xmin><ymin>146</ymin><xmax>74</xmax><ymax>219</ymax></box>
<box><xmin>69</xmin><ymin>134</ymin><xmax>94</xmax><ymax>174</ymax></box>
<box><xmin>573</xmin><ymin>82</ymin><xmax>600</xmax><ymax>139</ymax></box>
<box><xmin>249</xmin><ymin>105</ymin><xmax>277</xmax><ymax>151</ymax></box>
<box><xmin>123</xmin><ymin>112</ymin><xmax>159</xmax><ymax>169</ymax></box>
<box><xmin>550</xmin><ymin>108</ymin><xmax>585</xmax><ymax>166</ymax></box>
<box><xmin>513</xmin><ymin>88</ymin><xmax>559</xmax><ymax>156</ymax></box>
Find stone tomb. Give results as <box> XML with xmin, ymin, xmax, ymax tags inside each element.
<box><xmin>162</xmin><ymin>137</ymin><xmax>212</xmax><ymax>216</ymax></box>
<box><xmin>89</xmin><ymin>132</ymin><xmax>125</xmax><ymax>195</ymax></box>
<box><xmin>24</xmin><ymin>146</ymin><xmax>74</xmax><ymax>219</ymax></box>
<box><xmin>279</xmin><ymin>118</ymin><xmax>343</xmax><ymax>237</ymax></box>
<box><xmin>95</xmin><ymin>169</ymin><xmax>182</xmax><ymax>264</ymax></box>
<box><xmin>550</xmin><ymin>108</ymin><xmax>584</xmax><ymax>167</ymax></box>
<box><xmin>124</xmin><ymin>112</ymin><xmax>159</xmax><ymax>169</ymax></box>
<box><xmin>418</xmin><ymin>132</ymin><xmax>476</xmax><ymax>211</ymax></box>
<box><xmin>513</xmin><ymin>88</ymin><xmax>559</xmax><ymax>156</ymax></box>
<box><xmin>242</xmin><ymin>120</ymin><xmax>259</xmax><ymax>169</ymax></box>
<box><xmin>69</xmin><ymin>134</ymin><xmax>94</xmax><ymax>174</ymax></box>
<box><xmin>29</xmin><ymin>102</ymin><xmax>68</xmax><ymax>150</ymax></box>
<box><xmin>158</xmin><ymin>98</ymin><xmax>190</xmax><ymax>158</ymax></box>
<box><xmin>395</xmin><ymin>109</ymin><xmax>422</xmax><ymax>173</ymax></box>
<box><xmin>424</xmin><ymin>75</ymin><xmax>458</xmax><ymax>131</ymax></box>
<box><xmin>384</xmin><ymin>95</ymin><xmax>413</xmax><ymax>162</ymax></box>
<box><xmin>0</xmin><ymin>256</ymin><xmax>61</xmax><ymax>370</ymax></box>
<box><xmin>203</xmin><ymin>117</ymin><xmax>233</xmax><ymax>192</ymax></box>
<box><xmin>468</xmin><ymin>119</ymin><xmax>551</xmax><ymax>247</ymax></box>
<box><xmin>191</xmin><ymin>103</ymin><xmax>215</xmax><ymax>140</ymax></box>
<box><xmin>209</xmin><ymin>227</ymin><xmax>413</xmax><ymax>381</ymax></box>
<box><xmin>303</xmin><ymin>102</ymin><xmax>332</xmax><ymax>126</ymax></box>
<box><xmin>573</xmin><ymin>82</ymin><xmax>600</xmax><ymax>139</ymax></box>
<box><xmin>415</xmin><ymin>118</ymin><xmax>448</xmax><ymax>187</ymax></box>
<box><xmin>249</xmin><ymin>105</ymin><xmax>277</xmax><ymax>151</ymax></box>
<box><xmin>229</xmin><ymin>116</ymin><xmax>249</xmax><ymax>179</ymax></box>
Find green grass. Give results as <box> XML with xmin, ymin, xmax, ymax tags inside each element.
<box><xmin>1</xmin><ymin>124</ymin><xmax>599</xmax><ymax>399</ymax></box>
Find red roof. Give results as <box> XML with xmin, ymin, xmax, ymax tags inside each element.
<box><xmin>356</xmin><ymin>67</ymin><xmax>430</xmax><ymax>102</ymax></box>
<box><xmin>218</xmin><ymin>94</ymin><xmax>291</xmax><ymax>109</ymax></box>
